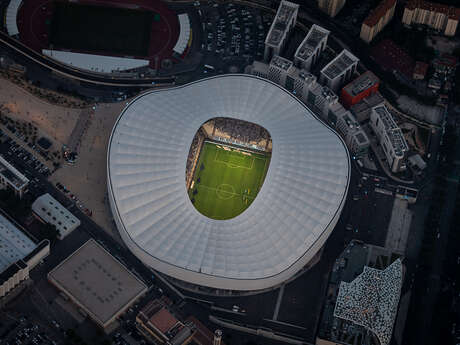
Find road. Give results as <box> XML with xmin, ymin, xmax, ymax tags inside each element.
<box><xmin>0</xmin><ymin>31</ymin><xmax>175</xmax><ymax>88</ymax></box>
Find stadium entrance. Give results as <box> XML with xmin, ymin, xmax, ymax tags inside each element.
<box><xmin>186</xmin><ymin>118</ymin><xmax>272</xmax><ymax>220</ymax></box>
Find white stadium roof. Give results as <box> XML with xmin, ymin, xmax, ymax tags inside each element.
<box><xmin>107</xmin><ymin>75</ymin><xmax>350</xmax><ymax>291</ymax></box>
<box><xmin>42</xmin><ymin>50</ymin><xmax>149</xmax><ymax>74</ymax></box>
<box><xmin>6</xmin><ymin>0</ymin><xmax>22</xmax><ymax>36</ymax></box>
<box><xmin>173</xmin><ymin>14</ymin><xmax>191</xmax><ymax>55</ymax></box>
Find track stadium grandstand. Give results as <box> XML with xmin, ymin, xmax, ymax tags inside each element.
<box><xmin>107</xmin><ymin>75</ymin><xmax>351</xmax><ymax>292</ymax></box>
<box><xmin>4</xmin><ymin>0</ymin><xmax>192</xmax><ymax>73</ymax></box>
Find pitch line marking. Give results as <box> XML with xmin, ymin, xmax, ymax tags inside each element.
<box><xmin>214</xmin><ymin>147</ymin><xmax>254</xmax><ymax>170</ymax></box>
<box><xmin>198</xmin><ymin>184</ymin><xmax>256</xmax><ymax>201</ymax></box>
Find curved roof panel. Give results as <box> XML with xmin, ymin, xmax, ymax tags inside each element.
<box><xmin>107</xmin><ymin>75</ymin><xmax>350</xmax><ymax>290</ymax></box>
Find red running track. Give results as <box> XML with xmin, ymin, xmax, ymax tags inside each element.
<box><xmin>16</xmin><ymin>0</ymin><xmax>180</xmax><ymax>68</ymax></box>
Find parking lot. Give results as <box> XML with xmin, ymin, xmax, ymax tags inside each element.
<box><xmin>0</xmin><ymin>132</ymin><xmax>51</xmax><ymax>178</ymax></box>
<box><xmin>197</xmin><ymin>2</ymin><xmax>271</xmax><ymax>73</ymax></box>
<box><xmin>0</xmin><ymin>310</ymin><xmax>62</xmax><ymax>345</ymax></box>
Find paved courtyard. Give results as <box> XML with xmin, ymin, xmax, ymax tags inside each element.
<box><xmin>50</xmin><ymin>101</ymin><xmax>126</xmax><ymax>238</ymax></box>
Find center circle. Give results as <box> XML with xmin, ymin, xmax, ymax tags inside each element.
<box><xmin>216</xmin><ymin>184</ymin><xmax>236</xmax><ymax>200</ymax></box>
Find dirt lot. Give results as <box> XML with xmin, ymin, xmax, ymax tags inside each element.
<box><xmin>0</xmin><ymin>77</ymin><xmax>81</xmax><ymax>146</ymax></box>
<box><xmin>0</xmin><ymin>76</ymin><xmax>133</xmax><ymax>237</ymax></box>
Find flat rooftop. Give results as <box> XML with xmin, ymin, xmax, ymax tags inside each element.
<box><xmin>48</xmin><ymin>239</ymin><xmax>147</xmax><ymax>326</ymax></box>
<box><xmin>0</xmin><ymin>213</ymin><xmax>36</xmax><ymax>272</ymax></box>
<box><xmin>343</xmin><ymin>71</ymin><xmax>379</xmax><ymax>97</ymax></box>
<box><xmin>321</xmin><ymin>50</ymin><xmax>359</xmax><ymax>80</ymax></box>
<box><xmin>373</xmin><ymin>105</ymin><xmax>408</xmax><ymax>157</ymax></box>
<box><xmin>270</xmin><ymin>55</ymin><xmax>293</xmax><ymax>71</ymax></box>
<box><xmin>334</xmin><ymin>259</ymin><xmax>403</xmax><ymax>345</ymax></box>
<box><xmin>265</xmin><ymin>0</ymin><xmax>298</xmax><ymax>47</ymax></box>
<box><xmin>295</xmin><ymin>24</ymin><xmax>329</xmax><ymax>61</ymax></box>
<box><xmin>0</xmin><ymin>155</ymin><xmax>29</xmax><ymax>190</ymax></box>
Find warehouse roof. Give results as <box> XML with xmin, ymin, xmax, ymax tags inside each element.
<box><xmin>48</xmin><ymin>239</ymin><xmax>147</xmax><ymax>327</ymax></box>
<box><xmin>0</xmin><ymin>213</ymin><xmax>36</xmax><ymax>273</ymax></box>
<box><xmin>32</xmin><ymin>193</ymin><xmax>80</xmax><ymax>239</ymax></box>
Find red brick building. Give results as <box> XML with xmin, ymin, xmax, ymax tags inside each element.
<box><xmin>341</xmin><ymin>71</ymin><xmax>380</xmax><ymax>109</ymax></box>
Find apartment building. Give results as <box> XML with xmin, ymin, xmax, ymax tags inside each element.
<box><xmin>320</xmin><ymin>49</ymin><xmax>359</xmax><ymax>93</ymax></box>
<box><xmin>294</xmin><ymin>24</ymin><xmax>330</xmax><ymax>71</ymax></box>
<box><xmin>402</xmin><ymin>0</ymin><xmax>460</xmax><ymax>36</ymax></box>
<box><xmin>370</xmin><ymin>105</ymin><xmax>409</xmax><ymax>173</ymax></box>
<box><xmin>318</xmin><ymin>0</ymin><xmax>346</xmax><ymax>17</ymax></box>
<box><xmin>264</xmin><ymin>0</ymin><xmax>299</xmax><ymax>61</ymax></box>
<box><xmin>360</xmin><ymin>0</ymin><xmax>397</xmax><ymax>43</ymax></box>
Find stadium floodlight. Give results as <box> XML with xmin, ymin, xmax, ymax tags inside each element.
<box><xmin>107</xmin><ymin>74</ymin><xmax>350</xmax><ymax>291</ymax></box>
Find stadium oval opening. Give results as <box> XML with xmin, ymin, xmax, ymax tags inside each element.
<box><xmin>186</xmin><ymin>118</ymin><xmax>272</xmax><ymax>220</ymax></box>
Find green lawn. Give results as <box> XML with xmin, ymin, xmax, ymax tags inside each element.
<box><xmin>188</xmin><ymin>142</ymin><xmax>270</xmax><ymax>220</ymax></box>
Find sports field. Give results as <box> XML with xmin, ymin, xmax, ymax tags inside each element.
<box><xmin>50</xmin><ymin>3</ymin><xmax>153</xmax><ymax>56</ymax></box>
<box><xmin>188</xmin><ymin>142</ymin><xmax>270</xmax><ymax>220</ymax></box>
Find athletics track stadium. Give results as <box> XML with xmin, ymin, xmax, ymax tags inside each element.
<box><xmin>5</xmin><ymin>0</ymin><xmax>191</xmax><ymax>73</ymax></box>
<box><xmin>107</xmin><ymin>75</ymin><xmax>351</xmax><ymax>292</ymax></box>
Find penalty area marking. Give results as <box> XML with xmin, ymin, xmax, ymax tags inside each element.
<box><xmin>214</xmin><ymin>147</ymin><xmax>254</xmax><ymax>170</ymax></box>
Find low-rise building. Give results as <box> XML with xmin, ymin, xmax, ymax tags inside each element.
<box><xmin>32</xmin><ymin>193</ymin><xmax>80</xmax><ymax>240</ymax></box>
<box><xmin>370</xmin><ymin>105</ymin><xmax>409</xmax><ymax>173</ymax></box>
<box><xmin>0</xmin><ymin>212</ymin><xmax>50</xmax><ymax>299</ymax></box>
<box><xmin>433</xmin><ymin>54</ymin><xmax>457</xmax><ymax>74</ymax></box>
<box><xmin>246</xmin><ymin>57</ymin><xmax>318</xmax><ymax>104</ymax></box>
<box><xmin>267</xmin><ymin>55</ymin><xmax>295</xmax><ymax>85</ymax></box>
<box><xmin>48</xmin><ymin>239</ymin><xmax>147</xmax><ymax>330</ymax></box>
<box><xmin>308</xmin><ymin>84</ymin><xmax>339</xmax><ymax>118</ymax></box>
<box><xmin>413</xmin><ymin>61</ymin><xmax>429</xmax><ymax>80</ymax></box>
<box><xmin>136</xmin><ymin>299</ymin><xmax>195</xmax><ymax>344</ymax></box>
<box><xmin>320</xmin><ymin>50</ymin><xmax>359</xmax><ymax>93</ymax></box>
<box><xmin>294</xmin><ymin>24</ymin><xmax>330</xmax><ymax>71</ymax></box>
<box><xmin>350</xmin><ymin>92</ymin><xmax>385</xmax><ymax>122</ymax></box>
<box><xmin>264</xmin><ymin>0</ymin><xmax>299</xmax><ymax>61</ymax></box>
<box><xmin>328</xmin><ymin>103</ymin><xmax>370</xmax><ymax>157</ymax></box>
<box><xmin>0</xmin><ymin>155</ymin><xmax>29</xmax><ymax>198</ymax></box>
<box><xmin>360</xmin><ymin>0</ymin><xmax>397</xmax><ymax>43</ymax></box>
<box><xmin>402</xmin><ymin>0</ymin><xmax>460</xmax><ymax>36</ymax></box>
<box><xmin>341</xmin><ymin>71</ymin><xmax>380</xmax><ymax>109</ymax></box>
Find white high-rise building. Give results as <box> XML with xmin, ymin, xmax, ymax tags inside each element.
<box><xmin>294</xmin><ymin>24</ymin><xmax>330</xmax><ymax>71</ymax></box>
<box><xmin>320</xmin><ymin>49</ymin><xmax>359</xmax><ymax>93</ymax></box>
<box><xmin>370</xmin><ymin>105</ymin><xmax>409</xmax><ymax>173</ymax></box>
<box><xmin>264</xmin><ymin>0</ymin><xmax>299</xmax><ymax>61</ymax></box>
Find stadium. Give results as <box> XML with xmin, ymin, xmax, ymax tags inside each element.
<box><xmin>107</xmin><ymin>75</ymin><xmax>351</xmax><ymax>292</ymax></box>
<box><xmin>5</xmin><ymin>0</ymin><xmax>190</xmax><ymax>73</ymax></box>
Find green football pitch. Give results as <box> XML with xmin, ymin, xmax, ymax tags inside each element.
<box><xmin>188</xmin><ymin>142</ymin><xmax>270</xmax><ymax>220</ymax></box>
